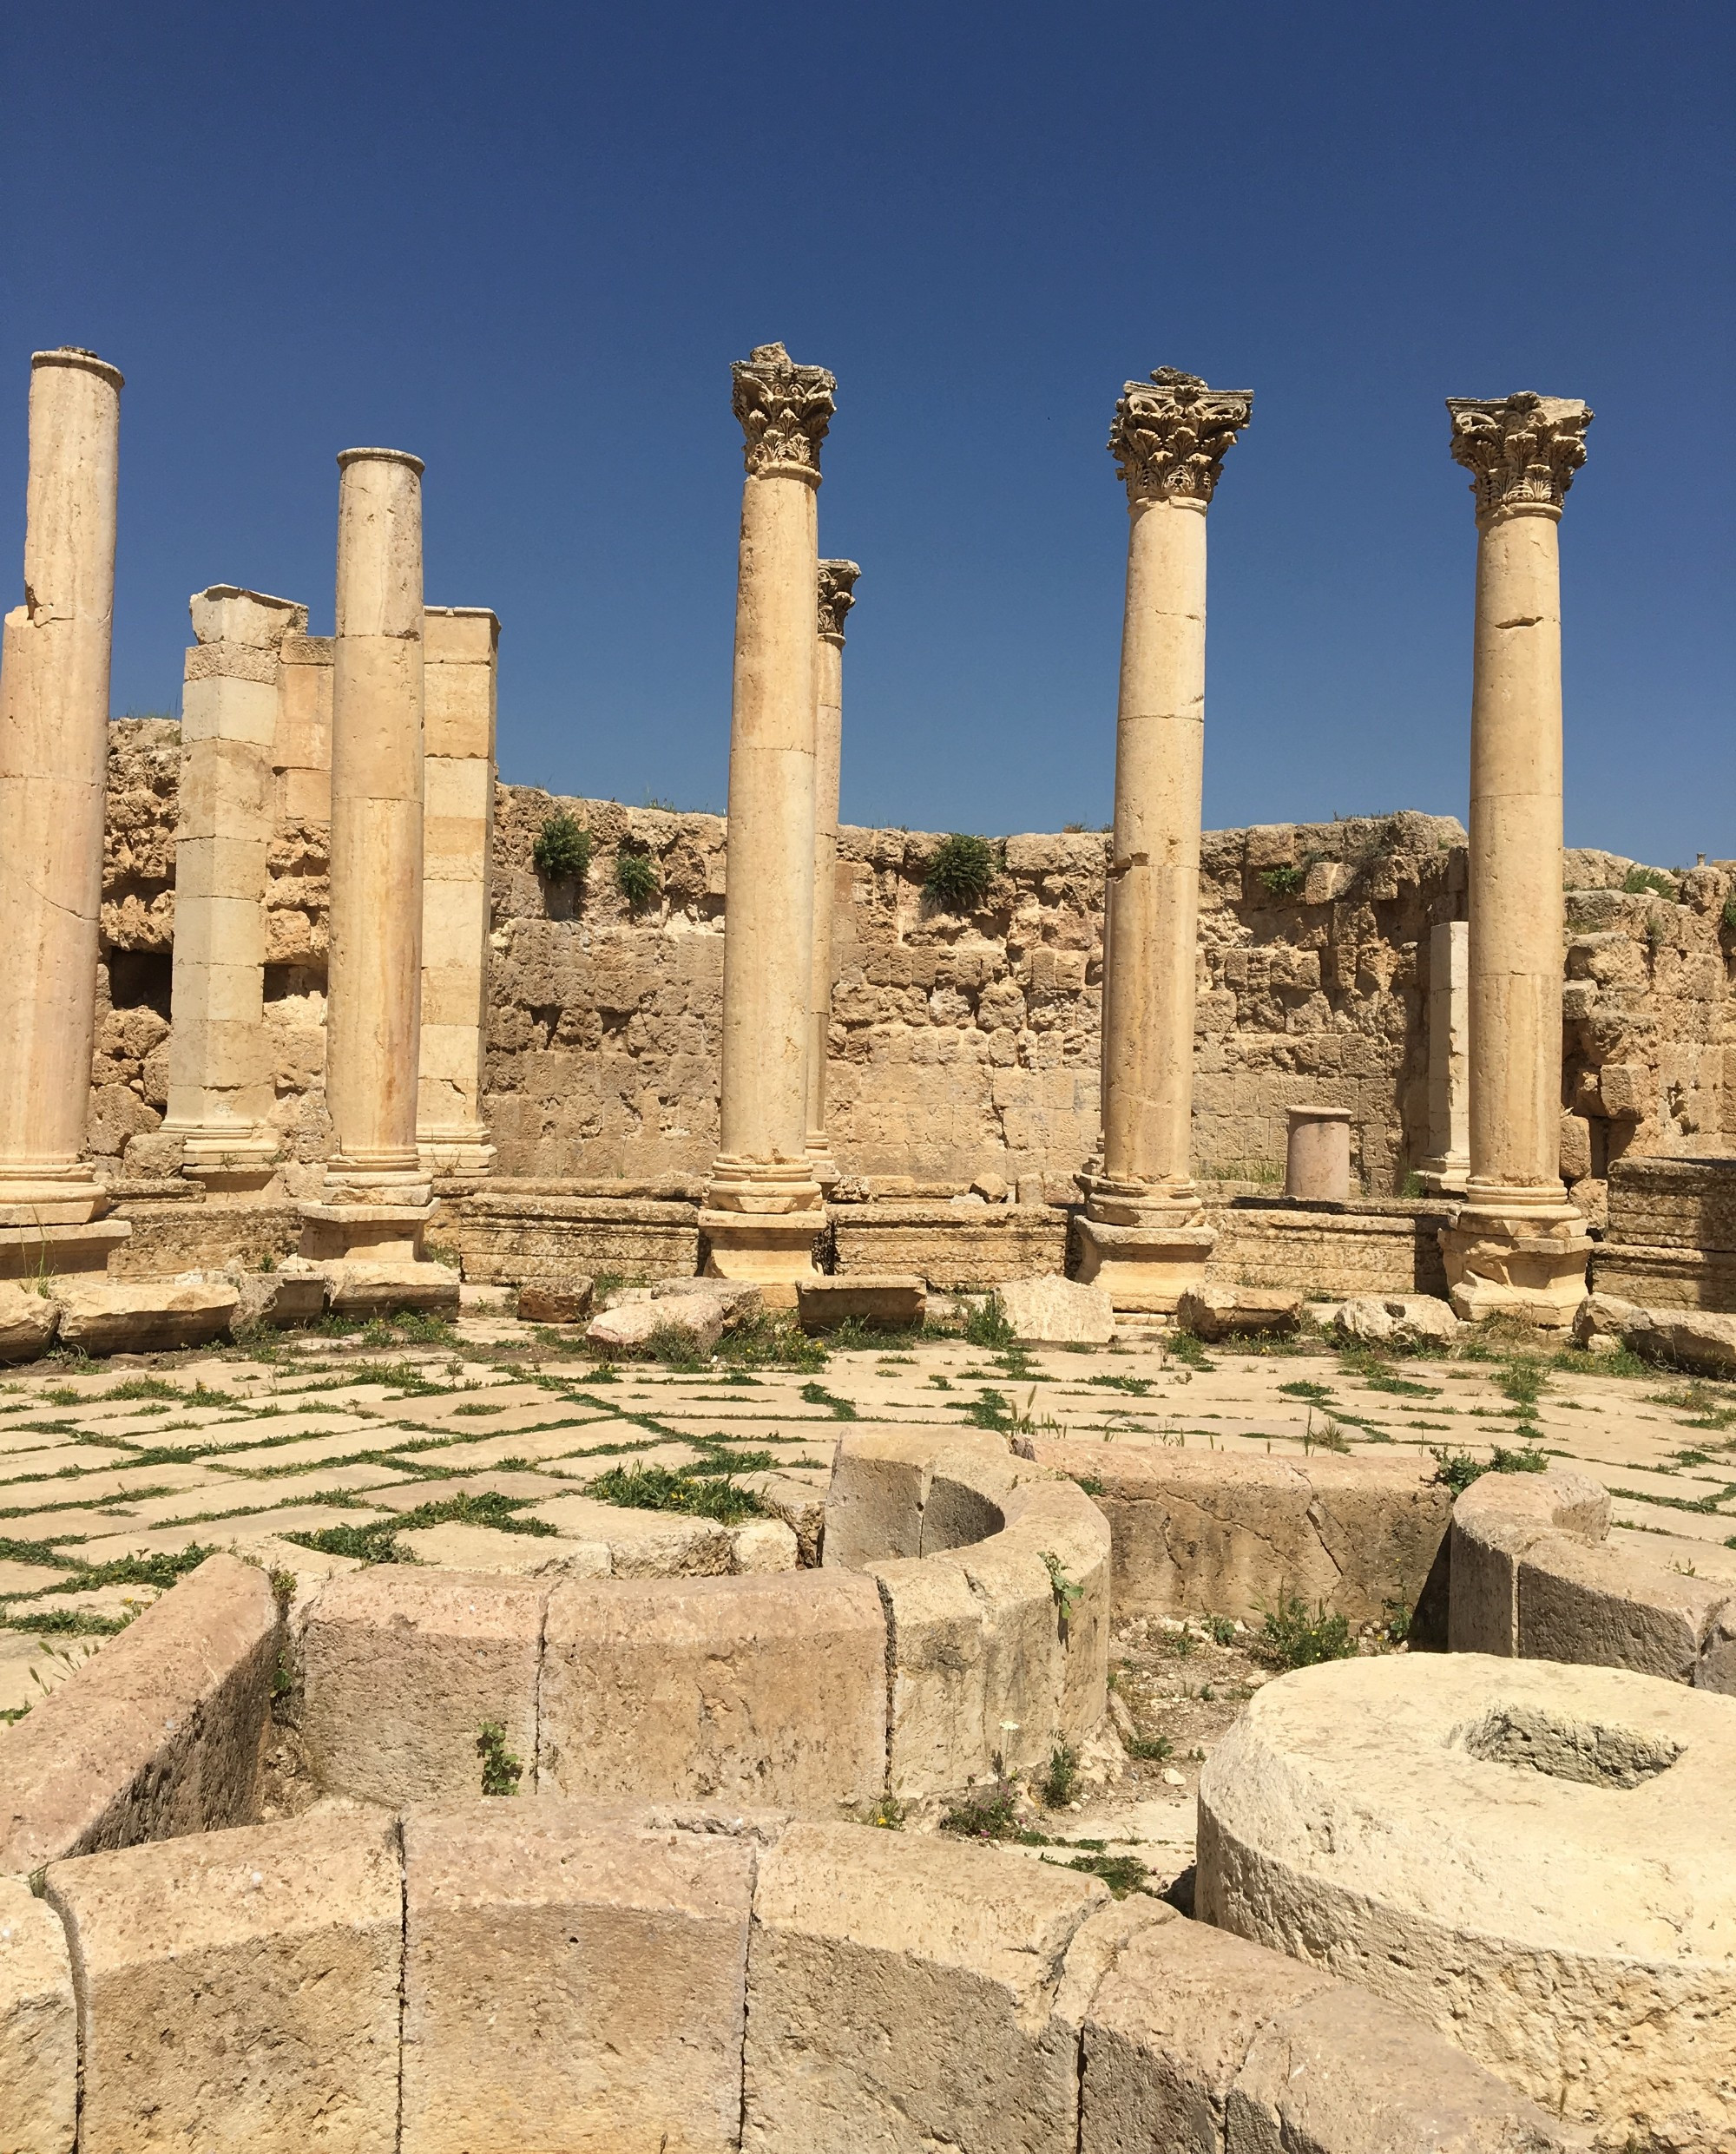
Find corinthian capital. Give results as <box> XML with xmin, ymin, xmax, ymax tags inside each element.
<box><xmin>1109</xmin><ymin>367</ymin><xmax>1253</xmax><ymax>506</ymax></box>
<box><xmin>1447</xmin><ymin>392</ymin><xmax>1592</xmax><ymax>518</ymax></box>
<box><xmin>732</xmin><ymin>342</ymin><xmax>836</xmax><ymax>482</ymax></box>
<box><xmin>817</xmin><ymin>560</ymin><xmax>860</xmax><ymax>640</ymax></box>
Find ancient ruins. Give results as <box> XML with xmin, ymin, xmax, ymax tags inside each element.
<box><xmin>3</xmin><ymin>339</ymin><xmax>1733</xmax><ymax>2152</ymax></box>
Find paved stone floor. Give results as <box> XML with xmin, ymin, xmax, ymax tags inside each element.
<box><xmin>3</xmin><ymin>1304</ymin><xmax>1732</xmax><ymax>1887</ymax></box>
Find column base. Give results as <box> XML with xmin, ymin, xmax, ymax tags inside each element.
<box><xmin>0</xmin><ymin>1219</ymin><xmax>132</xmax><ymax>1282</ymax></box>
<box><xmin>418</xmin><ymin>1131</ymin><xmax>496</xmax><ymax>1180</ymax></box>
<box><xmin>1074</xmin><ymin>1213</ymin><xmax>1218</xmax><ymax>1313</ymax></box>
<box><xmin>174</xmin><ymin>1126</ymin><xmax>282</xmax><ymax>1198</ymax></box>
<box><xmin>1440</xmin><ymin>1189</ymin><xmax>1590</xmax><ymax>1329</ymax></box>
<box><xmin>698</xmin><ymin>1213</ymin><xmax>825</xmax><ymax>1305</ymax></box>
<box><xmin>1413</xmin><ymin>1155</ymin><xmax>1471</xmax><ymax>1197</ymax></box>
<box><xmin>0</xmin><ymin>1166</ymin><xmax>113</xmax><ymax>1227</ymax></box>
<box><xmin>299</xmin><ymin>1185</ymin><xmax>459</xmax><ymax>1316</ymax></box>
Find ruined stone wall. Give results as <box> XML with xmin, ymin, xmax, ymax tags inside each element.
<box><xmin>89</xmin><ymin>727</ymin><xmax>1736</xmax><ymax>1204</ymax></box>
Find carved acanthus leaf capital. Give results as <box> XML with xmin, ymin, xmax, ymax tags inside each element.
<box><xmin>1109</xmin><ymin>367</ymin><xmax>1253</xmax><ymax>505</ymax></box>
<box><xmin>1447</xmin><ymin>392</ymin><xmax>1592</xmax><ymax>518</ymax></box>
<box><xmin>817</xmin><ymin>560</ymin><xmax>860</xmax><ymax>639</ymax></box>
<box><xmin>732</xmin><ymin>343</ymin><xmax>836</xmax><ymax>481</ymax></box>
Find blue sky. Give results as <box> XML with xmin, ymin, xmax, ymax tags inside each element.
<box><xmin>4</xmin><ymin>3</ymin><xmax>1731</xmax><ymax>862</ymax></box>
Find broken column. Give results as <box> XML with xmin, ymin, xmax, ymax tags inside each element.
<box><xmin>0</xmin><ymin>349</ymin><xmax>131</xmax><ymax>1276</ymax></box>
<box><xmin>298</xmin><ymin>449</ymin><xmax>456</xmax><ymax>1310</ymax></box>
<box><xmin>1075</xmin><ymin>368</ymin><xmax>1252</xmax><ymax>1310</ymax></box>
<box><xmin>804</xmin><ymin>559</ymin><xmax>858</xmax><ymax>1190</ymax></box>
<box><xmin>417</xmin><ymin>605</ymin><xmax>499</xmax><ymax>1182</ymax></box>
<box><xmin>1440</xmin><ymin>392</ymin><xmax>1594</xmax><ymax>1325</ymax></box>
<box><xmin>161</xmin><ymin>587</ymin><xmax>306</xmax><ymax>1195</ymax></box>
<box><xmin>1417</xmin><ymin>918</ymin><xmax>1470</xmax><ymax>1192</ymax></box>
<box><xmin>701</xmin><ymin>344</ymin><xmax>834</xmax><ymax>1301</ymax></box>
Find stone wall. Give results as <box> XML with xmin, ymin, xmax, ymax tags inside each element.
<box><xmin>89</xmin><ymin>725</ymin><xmax>1736</xmax><ymax>1201</ymax></box>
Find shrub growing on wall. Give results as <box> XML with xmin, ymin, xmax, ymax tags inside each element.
<box><xmin>532</xmin><ymin>811</ymin><xmax>592</xmax><ymax>884</ymax></box>
<box><xmin>616</xmin><ymin>848</ymin><xmax>661</xmax><ymax>912</ymax></box>
<box><xmin>924</xmin><ymin>833</ymin><xmax>998</xmax><ymax>914</ymax></box>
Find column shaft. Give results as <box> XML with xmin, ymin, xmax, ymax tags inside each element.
<box><xmin>805</xmin><ymin>561</ymin><xmax>858</xmax><ymax>1185</ymax></box>
<box><xmin>163</xmin><ymin>586</ymin><xmax>304</xmax><ymax>1192</ymax></box>
<box><xmin>0</xmin><ymin>351</ymin><xmax>123</xmax><ymax>1225</ymax></box>
<box><xmin>418</xmin><ymin>605</ymin><xmax>499</xmax><ymax>1179</ymax></box>
<box><xmin>1100</xmin><ymin>496</ymin><xmax>1207</xmax><ymax>1186</ymax></box>
<box><xmin>325</xmin><ymin>450</ymin><xmax>426</xmax><ymax>1177</ymax></box>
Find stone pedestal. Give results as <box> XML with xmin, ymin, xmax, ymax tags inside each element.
<box><xmin>1416</xmin><ymin>918</ymin><xmax>1470</xmax><ymax>1193</ymax></box>
<box><xmin>1437</xmin><ymin>394</ymin><xmax>1594</xmax><ymax>1326</ymax></box>
<box><xmin>1078</xmin><ymin>368</ymin><xmax>1251</xmax><ymax>1310</ymax></box>
<box><xmin>0</xmin><ymin>349</ymin><xmax>131</xmax><ymax>1274</ymax></box>
<box><xmin>703</xmin><ymin>344</ymin><xmax>834</xmax><ymax>1302</ymax></box>
<box><xmin>299</xmin><ymin>448</ymin><xmax>455</xmax><ymax>1310</ymax></box>
<box><xmin>161</xmin><ymin>586</ymin><xmax>305</xmax><ymax>1197</ymax></box>
<box><xmin>418</xmin><ymin>605</ymin><xmax>499</xmax><ymax>1180</ymax></box>
<box><xmin>1285</xmin><ymin>1107</ymin><xmax>1351</xmax><ymax>1203</ymax></box>
<box><xmin>804</xmin><ymin>561</ymin><xmax>858</xmax><ymax>1191</ymax></box>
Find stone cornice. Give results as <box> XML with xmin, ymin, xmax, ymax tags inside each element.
<box><xmin>1109</xmin><ymin>368</ymin><xmax>1253</xmax><ymax>506</ymax></box>
<box><xmin>817</xmin><ymin>560</ymin><xmax>860</xmax><ymax>640</ymax></box>
<box><xmin>732</xmin><ymin>343</ymin><xmax>836</xmax><ymax>482</ymax></box>
<box><xmin>1447</xmin><ymin>392</ymin><xmax>1592</xmax><ymax>518</ymax></box>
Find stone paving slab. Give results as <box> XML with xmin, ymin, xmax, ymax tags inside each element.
<box><xmin>0</xmin><ymin>1631</ymin><xmax>101</xmax><ymax>1714</ymax></box>
<box><xmin>0</xmin><ymin>1559</ymin><xmax>76</xmax><ymax>1595</ymax></box>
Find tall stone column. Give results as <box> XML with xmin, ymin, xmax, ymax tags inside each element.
<box><xmin>417</xmin><ymin>605</ymin><xmax>499</xmax><ymax>1182</ymax></box>
<box><xmin>1440</xmin><ymin>392</ymin><xmax>1594</xmax><ymax>1326</ymax></box>
<box><xmin>1417</xmin><ymin>917</ymin><xmax>1470</xmax><ymax>1192</ymax></box>
<box><xmin>0</xmin><ymin>349</ymin><xmax>131</xmax><ymax>1276</ymax></box>
<box><xmin>162</xmin><ymin>586</ymin><xmax>306</xmax><ymax>1195</ymax></box>
<box><xmin>1075</xmin><ymin>369</ymin><xmax>1252</xmax><ymax>1310</ymax></box>
<box><xmin>298</xmin><ymin>449</ymin><xmax>456</xmax><ymax>1310</ymax></box>
<box><xmin>804</xmin><ymin>559</ymin><xmax>858</xmax><ymax>1189</ymax></box>
<box><xmin>701</xmin><ymin>343</ymin><xmax>834</xmax><ymax>1300</ymax></box>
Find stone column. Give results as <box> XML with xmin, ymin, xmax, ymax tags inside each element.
<box><xmin>804</xmin><ymin>559</ymin><xmax>858</xmax><ymax>1189</ymax></box>
<box><xmin>298</xmin><ymin>449</ymin><xmax>455</xmax><ymax>1310</ymax></box>
<box><xmin>1440</xmin><ymin>393</ymin><xmax>1594</xmax><ymax>1326</ymax></box>
<box><xmin>161</xmin><ymin>587</ymin><xmax>306</xmax><ymax>1195</ymax></box>
<box><xmin>1417</xmin><ymin>918</ymin><xmax>1470</xmax><ymax>1192</ymax></box>
<box><xmin>0</xmin><ymin>349</ymin><xmax>131</xmax><ymax>1277</ymax></box>
<box><xmin>417</xmin><ymin>605</ymin><xmax>499</xmax><ymax>1182</ymax></box>
<box><xmin>701</xmin><ymin>344</ymin><xmax>834</xmax><ymax>1300</ymax></box>
<box><xmin>1075</xmin><ymin>369</ymin><xmax>1252</xmax><ymax>1310</ymax></box>
<box><xmin>1285</xmin><ymin>1107</ymin><xmax>1351</xmax><ymax>1203</ymax></box>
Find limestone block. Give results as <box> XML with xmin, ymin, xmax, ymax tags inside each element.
<box><xmin>1080</xmin><ymin>1911</ymin><xmax>1337</xmax><ymax>2154</ymax></box>
<box><xmin>173</xmin><ymin>830</ymin><xmax>270</xmax><ymax>902</ymax></box>
<box><xmin>423</xmin><ymin>751</ymin><xmax>492</xmax><ymax>825</ymax></box>
<box><xmin>0</xmin><ymin>1280</ymin><xmax>58</xmax><ymax>1361</ymax></box>
<box><xmin>179</xmin><ymin>671</ymin><xmax>277</xmax><ymax>750</ymax></box>
<box><xmin>1196</xmin><ymin>1654</ymin><xmax>1736</xmax><ymax>2151</ymax></box>
<box><xmin>586</xmin><ymin>1295</ymin><xmax>724</xmax><ymax>1355</ymax></box>
<box><xmin>1447</xmin><ymin>1466</ymin><xmax>1610</xmax><ymax>1657</ymax></box>
<box><xmin>1559</xmin><ymin>1110</ymin><xmax>1593</xmax><ymax>1183</ymax></box>
<box><xmin>402</xmin><ymin>1803</ymin><xmax>753</xmax><ymax>2154</ymax></box>
<box><xmin>279</xmin><ymin>764</ymin><xmax>332</xmax><ymax>820</ymax></box>
<box><xmin>744</xmin><ymin>1468</ymin><xmax>829</xmax><ymax>1565</ymax></box>
<box><xmin>1517</xmin><ymin>1529</ymin><xmax>1736</xmax><ymax>1687</ymax></box>
<box><xmin>996</xmin><ymin>1272</ymin><xmax>1115</xmax><ymax>1343</ymax></box>
<box><xmin>866</xmin><ymin>1554</ymin><xmax>989</xmax><ymax>1797</ymax></box>
<box><xmin>0</xmin><ymin>1553</ymin><xmax>277</xmax><ymax>1873</ymax></box>
<box><xmin>730</xmin><ymin>1518</ymin><xmax>799</xmax><ymax>1572</ymax></box>
<box><xmin>1573</xmin><ymin>1290</ymin><xmax>1638</xmax><ymax>1350</ymax></box>
<box><xmin>1175</xmin><ymin>1283</ymin><xmax>1303</xmax><ymax>1339</ymax></box>
<box><xmin>529</xmin><ymin>1494</ymin><xmax>733</xmax><ymax>1576</ymax></box>
<box><xmin>1624</xmin><ymin>1303</ymin><xmax>1736</xmax><ymax>1376</ymax></box>
<box><xmin>795</xmin><ymin>1273</ymin><xmax>926</xmax><ymax>1330</ymax></box>
<box><xmin>423</xmin><ymin>605</ymin><xmax>499</xmax><ymax>669</ymax></box>
<box><xmin>744</xmin><ymin>1822</ymin><xmax>1109</xmax><ymax>2154</ymax></box>
<box><xmin>48</xmin><ymin>1276</ymin><xmax>238</xmax><ymax>1355</ymax></box>
<box><xmin>1331</xmin><ymin>1292</ymin><xmax>1462</xmax><ymax>1350</ymax></box>
<box><xmin>47</xmin><ymin>1808</ymin><xmax>402</xmax><ymax>2153</ymax></box>
<box><xmin>326</xmin><ymin>1258</ymin><xmax>461</xmax><ymax>1316</ymax></box>
<box><xmin>396</xmin><ymin>1521</ymin><xmax>611</xmax><ymax>1577</ymax></box>
<box><xmin>540</xmin><ymin>1573</ymin><xmax>887</xmax><ymax>1815</ymax></box>
<box><xmin>1598</xmin><ymin>1061</ymin><xmax>1647</xmax><ymax>1119</ymax></box>
<box><xmin>1001</xmin><ymin>1479</ymin><xmax>1112</xmax><ymax>1750</ymax></box>
<box><xmin>821</xmin><ymin>1429</ymin><xmax>939</xmax><ymax>1569</ymax></box>
<box><xmin>515</xmin><ymin>1276</ymin><xmax>594</xmax><ymax>1323</ymax></box>
<box><xmin>225</xmin><ymin>1263</ymin><xmax>327</xmax><ymax>1330</ymax></box>
<box><xmin>300</xmin><ymin>1569</ymin><xmax>548</xmax><ymax>1804</ymax></box>
<box><xmin>0</xmin><ymin>1875</ymin><xmax>76</xmax><ymax>2154</ymax></box>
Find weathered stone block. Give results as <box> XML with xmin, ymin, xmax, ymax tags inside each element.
<box><xmin>996</xmin><ymin>1272</ymin><xmax>1114</xmax><ymax>1343</ymax></box>
<box><xmin>0</xmin><ymin>1875</ymin><xmax>76</xmax><ymax>2154</ymax></box>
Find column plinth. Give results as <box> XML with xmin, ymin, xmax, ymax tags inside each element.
<box><xmin>803</xmin><ymin>560</ymin><xmax>858</xmax><ymax>1191</ymax></box>
<box><xmin>703</xmin><ymin>344</ymin><xmax>833</xmax><ymax>1303</ymax></box>
<box><xmin>1438</xmin><ymin>394</ymin><xmax>1594</xmax><ymax>1327</ymax></box>
<box><xmin>1076</xmin><ymin>368</ymin><xmax>1251</xmax><ymax>1310</ymax></box>
<box><xmin>0</xmin><ymin>350</ymin><xmax>131</xmax><ymax>1274</ymax></box>
<box><xmin>299</xmin><ymin>448</ymin><xmax>455</xmax><ymax>1311</ymax></box>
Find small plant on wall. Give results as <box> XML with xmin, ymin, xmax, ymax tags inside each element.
<box><xmin>924</xmin><ymin>833</ymin><xmax>998</xmax><ymax>914</ymax></box>
<box><xmin>532</xmin><ymin>811</ymin><xmax>591</xmax><ymax>885</ymax></box>
<box><xmin>616</xmin><ymin>847</ymin><xmax>661</xmax><ymax>913</ymax></box>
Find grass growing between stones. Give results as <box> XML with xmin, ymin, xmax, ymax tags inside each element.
<box><xmin>1043</xmin><ymin>1850</ymin><xmax>1153</xmax><ymax>1899</ymax></box>
<box><xmin>584</xmin><ymin>1462</ymin><xmax>767</xmax><ymax>1525</ymax></box>
<box><xmin>1253</xmin><ymin>1595</ymin><xmax>1355</xmax><ymax>1671</ymax></box>
<box><xmin>285</xmin><ymin>1489</ymin><xmax>557</xmax><ymax>1565</ymax></box>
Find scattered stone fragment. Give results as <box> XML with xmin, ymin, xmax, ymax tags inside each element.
<box><xmin>1175</xmin><ymin>1284</ymin><xmax>1302</xmax><ymax>1340</ymax></box>
<box><xmin>995</xmin><ymin>1273</ymin><xmax>1115</xmax><ymax>1344</ymax></box>
<box><xmin>1332</xmin><ymin>1293</ymin><xmax>1461</xmax><ymax>1350</ymax></box>
<box><xmin>586</xmin><ymin>1296</ymin><xmax>725</xmax><ymax>1356</ymax></box>
<box><xmin>0</xmin><ymin>1280</ymin><xmax>58</xmax><ymax>1361</ymax></box>
<box><xmin>516</xmin><ymin>1277</ymin><xmax>595</xmax><ymax>1324</ymax></box>
<box><xmin>51</xmin><ymin>1277</ymin><xmax>239</xmax><ymax>1355</ymax></box>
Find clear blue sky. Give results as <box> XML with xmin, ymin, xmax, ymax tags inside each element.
<box><xmin>4</xmin><ymin>3</ymin><xmax>1731</xmax><ymax>862</ymax></box>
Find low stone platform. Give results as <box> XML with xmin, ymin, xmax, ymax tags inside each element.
<box><xmin>831</xmin><ymin>1200</ymin><xmax>1069</xmax><ymax>1287</ymax></box>
<box><xmin>1207</xmin><ymin>1195</ymin><xmax>1458</xmax><ymax>1298</ymax></box>
<box><xmin>442</xmin><ymin>1184</ymin><xmax>701</xmax><ymax>1284</ymax></box>
<box><xmin>105</xmin><ymin>1195</ymin><xmax>303</xmax><ymax>1282</ymax></box>
<box><xmin>1591</xmin><ymin>1155</ymin><xmax>1736</xmax><ymax>1313</ymax></box>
